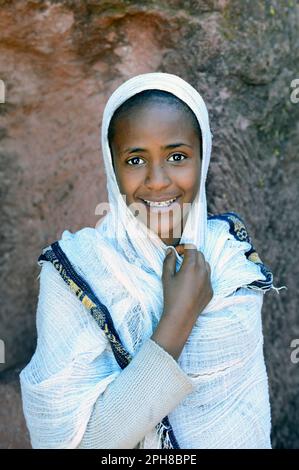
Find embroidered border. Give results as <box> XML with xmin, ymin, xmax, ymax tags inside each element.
<box><xmin>37</xmin><ymin>241</ymin><xmax>179</xmax><ymax>449</ymax></box>
<box><xmin>37</xmin><ymin>213</ymin><xmax>275</xmax><ymax>449</ymax></box>
<box><xmin>208</xmin><ymin>211</ymin><xmax>274</xmax><ymax>291</ymax></box>
<box><xmin>38</xmin><ymin>241</ymin><xmax>132</xmax><ymax>370</ymax></box>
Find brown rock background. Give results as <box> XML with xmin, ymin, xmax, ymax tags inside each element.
<box><xmin>0</xmin><ymin>0</ymin><xmax>298</xmax><ymax>449</ymax></box>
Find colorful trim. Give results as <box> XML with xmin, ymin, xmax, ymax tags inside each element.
<box><xmin>207</xmin><ymin>211</ymin><xmax>274</xmax><ymax>291</ymax></box>
<box><xmin>38</xmin><ymin>241</ymin><xmax>132</xmax><ymax>370</ymax></box>
<box><xmin>37</xmin><ymin>212</ymin><xmax>274</xmax><ymax>449</ymax></box>
<box><xmin>37</xmin><ymin>241</ymin><xmax>179</xmax><ymax>449</ymax></box>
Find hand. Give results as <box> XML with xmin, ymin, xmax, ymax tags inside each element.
<box><xmin>161</xmin><ymin>243</ymin><xmax>213</xmax><ymax>324</ymax></box>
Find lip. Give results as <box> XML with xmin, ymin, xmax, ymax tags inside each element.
<box><xmin>138</xmin><ymin>195</ymin><xmax>181</xmax><ymax>203</ymax></box>
<box><xmin>138</xmin><ymin>196</ymin><xmax>181</xmax><ymax>213</ymax></box>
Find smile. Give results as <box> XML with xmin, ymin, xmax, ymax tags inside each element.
<box><xmin>139</xmin><ymin>196</ymin><xmax>180</xmax><ymax>212</ymax></box>
<box><xmin>142</xmin><ymin>197</ymin><xmax>178</xmax><ymax>207</ymax></box>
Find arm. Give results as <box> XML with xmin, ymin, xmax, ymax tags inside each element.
<box><xmin>78</xmin><ymin>336</ymin><xmax>194</xmax><ymax>449</ymax></box>
<box><xmin>20</xmin><ymin>261</ymin><xmax>194</xmax><ymax>449</ymax></box>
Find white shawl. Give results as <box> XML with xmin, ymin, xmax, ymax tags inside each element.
<box><xmin>20</xmin><ymin>73</ymin><xmax>285</xmax><ymax>449</ymax></box>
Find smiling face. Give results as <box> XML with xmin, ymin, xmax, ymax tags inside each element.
<box><xmin>108</xmin><ymin>98</ymin><xmax>202</xmax><ymax>247</ymax></box>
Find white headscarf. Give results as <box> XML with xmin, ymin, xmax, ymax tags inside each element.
<box><xmin>100</xmin><ymin>72</ymin><xmax>211</xmax><ymax>267</ymax></box>
<box><xmin>94</xmin><ymin>71</ymin><xmax>283</xmax><ymax>323</ymax></box>
<box><xmin>20</xmin><ymin>72</ymin><xmax>285</xmax><ymax>449</ymax></box>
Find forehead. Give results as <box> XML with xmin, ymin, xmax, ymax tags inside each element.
<box><xmin>111</xmin><ymin>101</ymin><xmax>198</xmax><ymax>146</ymax></box>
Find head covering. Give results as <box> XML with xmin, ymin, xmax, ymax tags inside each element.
<box><xmin>94</xmin><ymin>72</ymin><xmax>283</xmax><ymax>314</ymax></box>
<box><xmin>100</xmin><ymin>72</ymin><xmax>212</xmax><ymax>261</ymax></box>
<box><xmin>20</xmin><ymin>72</ymin><xmax>286</xmax><ymax>449</ymax></box>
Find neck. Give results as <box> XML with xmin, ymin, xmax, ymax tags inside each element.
<box><xmin>159</xmin><ymin>236</ymin><xmax>181</xmax><ymax>247</ymax></box>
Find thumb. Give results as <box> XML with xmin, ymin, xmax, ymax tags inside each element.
<box><xmin>162</xmin><ymin>247</ymin><xmax>177</xmax><ymax>279</ymax></box>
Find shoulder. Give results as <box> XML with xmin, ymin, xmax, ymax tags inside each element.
<box><xmin>37</xmin><ymin>225</ymin><xmax>98</xmax><ymax>266</ymax></box>
<box><xmin>36</xmin><ymin>227</ymin><xmax>110</xmax><ymax>337</ymax></box>
<box><xmin>35</xmin><ymin>227</ymin><xmax>96</xmax><ymax>329</ymax></box>
<box><xmin>35</xmin><ymin>251</ymin><xmax>108</xmax><ymax>356</ymax></box>
<box><xmin>208</xmin><ymin>210</ymin><xmax>274</xmax><ymax>291</ymax></box>
<box><xmin>36</xmin><ymin>260</ymin><xmax>87</xmax><ymax>329</ymax></box>
<box><xmin>207</xmin><ymin>211</ymin><xmax>252</xmax><ymax>245</ymax></box>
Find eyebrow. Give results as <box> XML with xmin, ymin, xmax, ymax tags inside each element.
<box><xmin>122</xmin><ymin>142</ymin><xmax>193</xmax><ymax>154</ymax></box>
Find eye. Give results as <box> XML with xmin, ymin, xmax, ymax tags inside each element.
<box><xmin>168</xmin><ymin>153</ymin><xmax>188</xmax><ymax>162</ymax></box>
<box><xmin>126</xmin><ymin>156</ymin><xmax>145</xmax><ymax>165</ymax></box>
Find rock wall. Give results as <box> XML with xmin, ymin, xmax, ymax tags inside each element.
<box><xmin>0</xmin><ymin>0</ymin><xmax>298</xmax><ymax>448</ymax></box>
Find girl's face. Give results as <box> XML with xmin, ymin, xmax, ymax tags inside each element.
<box><xmin>109</xmin><ymin>102</ymin><xmax>202</xmax><ymax>246</ymax></box>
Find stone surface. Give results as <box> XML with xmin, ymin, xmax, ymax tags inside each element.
<box><xmin>0</xmin><ymin>366</ymin><xmax>31</xmax><ymax>449</ymax></box>
<box><xmin>0</xmin><ymin>0</ymin><xmax>298</xmax><ymax>449</ymax></box>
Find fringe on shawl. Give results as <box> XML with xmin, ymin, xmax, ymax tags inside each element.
<box><xmin>37</xmin><ymin>240</ymin><xmax>178</xmax><ymax>449</ymax></box>
<box><xmin>209</xmin><ymin>212</ymin><xmax>287</xmax><ymax>294</ymax></box>
<box><xmin>35</xmin><ymin>211</ymin><xmax>283</xmax><ymax>449</ymax></box>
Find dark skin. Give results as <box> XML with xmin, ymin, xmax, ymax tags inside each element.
<box><xmin>110</xmin><ymin>101</ymin><xmax>213</xmax><ymax>361</ymax></box>
<box><xmin>110</xmin><ymin>102</ymin><xmax>202</xmax><ymax>247</ymax></box>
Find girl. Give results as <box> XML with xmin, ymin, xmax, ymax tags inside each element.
<box><xmin>20</xmin><ymin>72</ymin><xmax>284</xmax><ymax>449</ymax></box>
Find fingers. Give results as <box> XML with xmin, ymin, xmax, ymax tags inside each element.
<box><xmin>162</xmin><ymin>247</ymin><xmax>177</xmax><ymax>279</ymax></box>
<box><xmin>181</xmin><ymin>243</ymin><xmax>198</xmax><ymax>260</ymax></box>
<box><xmin>180</xmin><ymin>243</ymin><xmax>204</xmax><ymax>264</ymax></box>
<box><xmin>177</xmin><ymin>244</ymin><xmax>210</xmax><ymax>274</ymax></box>
<box><xmin>174</xmin><ymin>244</ymin><xmax>185</xmax><ymax>256</ymax></box>
<box><xmin>164</xmin><ymin>244</ymin><xmax>210</xmax><ymax>275</ymax></box>
<box><xmin>205</xmin><ymin>261</ymin><xmax>211</xmax><ymax>274</ymax></box>
<box><xmin>183</xmin><ymin>243</ymin><xmax>197</xmax><ymax>251</ymax></box>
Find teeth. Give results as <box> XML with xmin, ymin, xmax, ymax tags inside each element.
<box><xmin>143</xmin><ymin>197</ymin><xmax>177</xmax><ymax>207</ymax></box>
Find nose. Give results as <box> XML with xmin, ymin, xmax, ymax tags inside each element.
<box><xmin>144</xmin><ymin>163</ymin><xmax>172</xmax><ymax>190</ymax></box>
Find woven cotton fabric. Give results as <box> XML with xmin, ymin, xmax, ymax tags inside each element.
<box><xmin>20</xmin><ymin>73</ymin><xmax>284</xmax><ymax>449</ymax></box>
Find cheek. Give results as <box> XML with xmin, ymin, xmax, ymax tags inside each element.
<box><xmin>116</xmin><ymin>169</ymin><xmax>143</xmax><ymax>197</ymax></box>
<box><xmin>176</xmin><ymin>167</ymin><xmax>201</xmax><ymax>196</ymax></box>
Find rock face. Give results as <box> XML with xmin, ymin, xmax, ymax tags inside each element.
<box><xmin>0</xmin><ymin>0</ymin><xmax>298</xmax><ymax>449</ymax></box>
<box><xmin>0</xmin><ymin>366</ymin><xmax>31</xmax><ymax>449</ymax></box>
